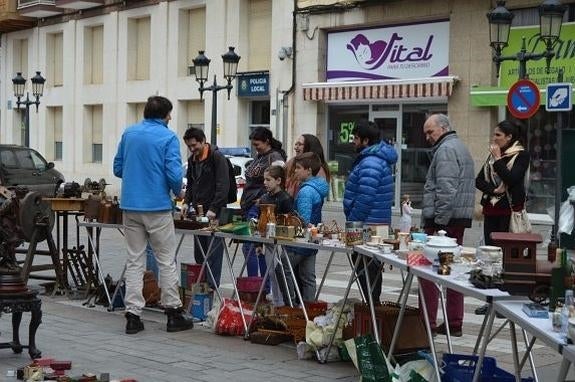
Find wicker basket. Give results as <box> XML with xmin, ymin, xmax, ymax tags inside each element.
<box><xmin>274</xmin><ymin>302</ymin><xmax>328</xmax><ymax>343</ymax></box>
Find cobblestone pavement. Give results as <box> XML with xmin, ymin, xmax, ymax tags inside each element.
<box><xmin>0</xmin><ymin>206</ymin><xmax>571</xmax><ymax>381</ymax></box>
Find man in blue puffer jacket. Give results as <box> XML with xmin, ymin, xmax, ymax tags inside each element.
<box><xmin>344</xmin><ymin>120</ymin><xmax>397</xmax><ymax>304</ymax></box>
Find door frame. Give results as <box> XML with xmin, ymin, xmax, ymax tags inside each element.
<box><xmin>370</xmin><ymin>107</ymin><xmax>402</xmax><ymax>209</ymax></box>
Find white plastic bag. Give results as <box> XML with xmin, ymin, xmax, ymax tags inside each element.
<box><xmin>559</xmin><ymin>186</ymin><xmax>575</xmax><ymax>235</ymax></box>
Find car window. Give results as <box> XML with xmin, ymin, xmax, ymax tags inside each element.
<box><xmin>0</xmin><ymin>150</ymin><xmax>18</xmax><ymax>168</ymax></box>
<box><xmin>29</xmin><ymin>150</ymin><xmax>47</xmax><ymax>171</ymax></box>
<box><xmin>15</xmin><ymin>150</ymin><xmax>36</xmax><ymax>170</ymax></box>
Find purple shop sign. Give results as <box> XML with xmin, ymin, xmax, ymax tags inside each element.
<box><xmin>327</xmin><ymin>20</ymin><xmax>450</xmax><ymax>82</ymax></box>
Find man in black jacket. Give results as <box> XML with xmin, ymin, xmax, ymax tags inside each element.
<box><xmin>182</xmin><ymin>127</ymin><xmax>230</xmax><ymax>288</ymax></box>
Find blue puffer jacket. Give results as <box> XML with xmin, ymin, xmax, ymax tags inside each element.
<box><xmin>289</xmin><ymin>176</ymin><xmax>329</xmax><ymax>256</ymax></box>
<box><xmin>343</xmin><ymin>141</ymin><xmax>398</xmax><ymax>224</ymax></box>
<box><xmin>295</xmin><ymin>176</ymin><xmax>330</xmax><ymax>226</ymax></box>
<box><xmin>113</xmin><ymin>118</ymin><xmax>182</xmax><ymax>212</ymax></box>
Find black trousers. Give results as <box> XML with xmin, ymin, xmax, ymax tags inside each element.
<box><xmin>483</xmin><ymin>214</ymin><xmax>511</xmax><ymax>245</ymax></box>
<box><xmin>351</xmin><ymin>251</ymin><xmax>382</xmax><ymax>304</ymax></box>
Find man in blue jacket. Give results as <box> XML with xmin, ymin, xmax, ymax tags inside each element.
<box><xmin>113</xmin><ymin>96</ymin><xmax>194</xmax><ymax>334</ymax></box>
<box><xmin>344</xmin><ymin>120</ymin><xmax>397</xmax><ymax>304</ymax></box>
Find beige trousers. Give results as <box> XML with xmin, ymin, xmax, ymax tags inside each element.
<box><xmin>123</xmin><ymin>211</ymin><xmax>182</xmax><ymax>316</ymax></box>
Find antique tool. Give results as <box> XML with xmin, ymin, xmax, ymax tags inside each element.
<box><xmin>82</xmin><ymin>177</ymin><xmax>108</xmax><ymax>197</ymax></box>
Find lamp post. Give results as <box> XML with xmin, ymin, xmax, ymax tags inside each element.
<box><xmin>12</xmin><ymin>71</ymin><xmax>46</xmax><ymax>148</ymax></box>
<box><xmin>190</xmin><ymin>47</ymin><xmax>241</xmax><ymax>146</ymax></box>
<box><xmin>487</xmin><ymin>0</ymin><xmax>566</xmax><ymax>79</ymax></box>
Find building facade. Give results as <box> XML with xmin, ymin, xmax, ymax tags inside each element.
<box><xmin>1</xmin><ymin>0</ymin><xmax>574</xmax><ymax>227</ymax></box>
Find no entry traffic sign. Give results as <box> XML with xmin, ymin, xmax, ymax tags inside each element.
<box><xmin>507</xmin><ymin>79</ymin><xmax>540</xmax><ymax>119</ymax></box>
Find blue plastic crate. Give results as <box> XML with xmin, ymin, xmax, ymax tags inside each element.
<box><xmin>442</xmin><ymin>354</ymin><xmax>534</xmax><ymax>382</ymax></box>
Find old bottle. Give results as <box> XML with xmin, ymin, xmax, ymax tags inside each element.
<box><xmin>548</xmin><ymin>236</ymin><xmax>558</xmax><ymax>263</ymax></box>
<box><xmin>112</xmin><ymin>196</ymin><xmax>122</xmax><ymax>224</ymax></box>
<box><xmin>257</xmin><ymin>204</ymin><xmax>276</xmax><ymax>237</ymax></box>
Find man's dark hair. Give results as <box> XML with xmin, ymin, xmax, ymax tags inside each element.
<box><xmin>352</xmin><ymin>120</ymin><xmax>379</xmax><ymax>146</ymax></box>
<box><xmin>143</xmin><ymin>96</ymin><xmax>173</xmax><ymax>119</ymax></box>
<box><xmin>294</xmin><ymin>152</ymin><xmax>321</xmax><ymax>176</ymax></box>
<box><xmin>183</xmin><ymin>127</ymin><xmax>206</xmax><ymax>142</ymax></box>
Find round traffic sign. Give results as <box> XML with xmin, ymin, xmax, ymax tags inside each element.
<box><xmin>507</xmin><ymin>79</ymin><xmax>540</xmax><ymax>119</ymax></box>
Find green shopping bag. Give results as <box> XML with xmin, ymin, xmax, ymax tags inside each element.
<box><xmin>345</xmin><ymin>334</ymin><xmax>392</xmax><ymax>382</ymax></box>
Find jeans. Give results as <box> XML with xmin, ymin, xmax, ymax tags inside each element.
<box><xmin>279</xmin><ymin>250</ymin><xmax>317</xmax><ymax>305</ymax></box>
<box><xmin>123</xmin><ymin>211</ymin><xmax>182</xmax><ymax>316</ymax></box>
<box><xmin>264</xmin><ymin>245</ymin><xmax>284</xmax><ymax>306</ymax></box>
<box><xmin>194</xmin><ymin>235</ymin><xmax>224</xmax><ymax>289</ymax></box>
<box><xmin>418</xmin><ymin>226</ymin><xmax>465</xmax><ymax>329</ymax></box>
<box><xmin>242</xmin><ymin>205</ymin><xmax>269</xmax><ymax>290</ymax></box>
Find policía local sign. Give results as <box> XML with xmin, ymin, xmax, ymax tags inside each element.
<box><xmin>507</xmin><ymin>79</ymin><xmax>540</xmax><ymax>119</ymax></box>
<box><xmin>236</xmin><ymin>72</ymin><xmax>269</xmax><ymax>97</ymax></box>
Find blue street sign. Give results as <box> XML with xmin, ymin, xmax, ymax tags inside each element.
<box><xmin>507</xmin><ymin>79</ymin><xmax>540</xmax><ymax>119</ymax></box>
<box><xmin>546</xmin><ymin>83</ymin><xmax>572</xmax><ymax>112</ymax></box>
<box><xmin>236</xmin><ymin>72</ymin><xmax>269</xmax><ymax>98</ymax></box>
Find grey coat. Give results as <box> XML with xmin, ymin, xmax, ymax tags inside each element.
<box><xmin>422</xmin><ymin>131</ymin><xmax>475</xmax><ymax>229</ymax></box>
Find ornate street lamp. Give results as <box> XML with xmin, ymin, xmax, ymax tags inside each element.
<box><xmin>190</xmin><ymin>47</ymin><xmax>241</xmax><ymax>145</ymax></box>
<box><xmin>487</xmin><ymin>0</ymin><xmax>566</xmax><ymax>79</ymax></box>
<box><xmin>12</xmin><ymin>71</ymin><xmax>46</xmax><ymax>147</ymax></box>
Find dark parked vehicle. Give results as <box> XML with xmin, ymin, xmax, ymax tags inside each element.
<box><xmin>0</xmin><ymin>145</ymin><xmax>64</xmax><ymax>196</ymax></box>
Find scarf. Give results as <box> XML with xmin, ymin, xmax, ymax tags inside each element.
<box><xmin>483</xmin><ymin>141</ymin><xmax>525</xmax><ymax>206</ymax></box>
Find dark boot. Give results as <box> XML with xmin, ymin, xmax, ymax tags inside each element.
<box><xmin>166</xmin><ymin>307</ymin><xmax>194</xmax><ymax>333</ymax></box>
<box><xmin>125</xmin><ymin>312</ymin><xmax>144</xmax><ymax>334</ymax></box>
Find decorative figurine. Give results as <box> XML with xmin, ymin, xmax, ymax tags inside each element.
<box><xmin>399</xmin><ymin>194</ymin><xmax>413</xmax><ymax>233</ymax></box>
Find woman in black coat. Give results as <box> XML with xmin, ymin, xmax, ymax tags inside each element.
<box><xmin>475</xmin><ymin>119</ymin><xmax>530</xmax><ymax>316</ymax></box>
<box><xmin>476</xmin><ymin>119</ymin><xmax>531</xmax><ymax>244</ymax></box>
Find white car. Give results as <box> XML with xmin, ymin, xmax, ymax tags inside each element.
<box><xmin>182</xmin><ymin>156</ymin><xmax>252</xmax><ymax>207</ymax></box>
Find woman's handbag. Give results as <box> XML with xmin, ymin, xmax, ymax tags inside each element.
<box><xmin>509</xmin><ymin>208</ymin><xmax>532</xmax><ymax>233</ymax></box>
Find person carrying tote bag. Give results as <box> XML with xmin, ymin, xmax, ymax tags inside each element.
<box><xmin>476</xmin><ymin>119</ymin><xmax>531</xmax><ymax>240</ymax></box>
<box><xmin>475</xmin><ymin>120</ymin><xmax>531</xmax><ymax>315</ymax></box>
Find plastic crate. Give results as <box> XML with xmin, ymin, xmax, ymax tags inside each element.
<box><xmin>442</xmin><ymin>354</ymin><xmax>534</xmax><ymax>382</ymax></box>
<box><xmin>180</xmin><ymin>263</ymin><xmax>206</xmax><ymax>288</ymax></box>
<box><xmin>236</xmin><ymin>276</ymin><xmax>263</xmax><ymax>293</ymax></box>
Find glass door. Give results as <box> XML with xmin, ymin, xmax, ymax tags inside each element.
<box><xmin>372</xmin><ymin>111</ymin><xmax>401</xmax><ymax>208</ymax></box>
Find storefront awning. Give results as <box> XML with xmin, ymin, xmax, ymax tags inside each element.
<box><xmin>302</xmin><ymin>76</ymin><xmax>459</xmax><ymax>102</ymax></box>
<box><xmin>470</xmin><ymin>86</ymin><xmax>510</xmax><ymax>107</ymax></box>
<box><xmin>470</xmin><ymin>86</ymin><xmax>575</xmax><ymax>107</ymax></box>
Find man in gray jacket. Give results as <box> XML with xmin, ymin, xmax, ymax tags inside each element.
<box><xmin>420</xmin><ymin>113</ymin><xmax>475</xmax><ymax>337</ymax></box>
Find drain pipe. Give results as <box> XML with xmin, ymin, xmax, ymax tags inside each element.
<box><xmin>281</xmin><ymin>0</ymin><xmax>297</xmax><ymax>146</ymax></box>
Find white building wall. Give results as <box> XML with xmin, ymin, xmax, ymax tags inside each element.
<box><xmin>0</xmin><ymin>0</ymin><xmax>296</xmax><ymax>195</ymax></box>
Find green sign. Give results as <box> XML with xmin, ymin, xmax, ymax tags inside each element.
<box><xmin>499</xmin><ymin>22</ymin><xmax>575</xmax><ymax>88</ymax></box>
<box><xmin>339</xmin><ymin>121</ymin><xmax>355</xmax><ymax>143</ymax></box>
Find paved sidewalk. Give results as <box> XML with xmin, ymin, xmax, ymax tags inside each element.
<box><xmin>0</xmin><ymin>297</ymin><xmax>358</xmax><ymax>381</ymax></box>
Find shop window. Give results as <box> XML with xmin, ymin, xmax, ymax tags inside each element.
<box><xmin>327</xmin><ymin>105</ymin><xmax>369</xmax><ymax>201</ymax></box>
<box><xmin>399</xmin><ymin>105</ymin><xmax>447</xmax><ymax>209</ymax></box>
<box><xmin>251</xmin><ymin>101</ymin><xmax>270</xmax><ymax>125</ymax></box>
<box><xmin>509</xmin><ymin>107</ymin><xmax>574</xmax><ymax>215</ymax></box>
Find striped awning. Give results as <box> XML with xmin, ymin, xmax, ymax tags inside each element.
<box><xmin>302</xmin><ymin>76</ymin><xmax>459</xmax><ymax>102</ymax></box>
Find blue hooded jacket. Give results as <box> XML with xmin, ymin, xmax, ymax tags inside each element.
<box><xmin>343</xmin><ymin>141</ymin><xmax>398</xmax><ymax>224</ymax></box>
<box><xmin>113</xmin><ymin>118</ymin><xmax>183</xmax><ymax>212</ymax></box>
<box><xmin>295</xmin><ymin>176</ymin><xmax>330</xmax><ymax>225</ymax></box>
<box><xmin>290</xmin><ymin>176</ymin><xmax>329</xmax><ymax>256</ymax></box>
